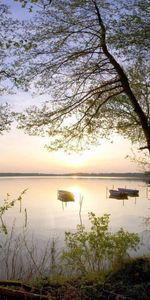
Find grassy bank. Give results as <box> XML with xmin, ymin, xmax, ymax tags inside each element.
<box><xmin>0</xmin><ymin>257</ymin><xmax>150</xmax><ymax>299</ymax></box>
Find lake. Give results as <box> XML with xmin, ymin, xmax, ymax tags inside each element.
<box><xmin>0</xmin><ymin>176</ymin><xmax>150</xmax><ymax>240</ymax></box>
<box><xmin>0</xmin><ymin>176</ymin><xmax>150</xmax><ymax>280</ymax></box>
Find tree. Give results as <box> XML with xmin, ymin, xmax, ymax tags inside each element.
<box><xmin>0</xmin><ymin>4</ymin><xmax>18</xmax><ymax>134</ymax></box>
<box><xmin>14</xmin><ymin>0</ymin><xmax>150</xmax><ymax>152</ymax></box>
<box><xmin>0</xmin><ymin>103</ymin><xmax>13</xmax><ymax>134</ymax></box>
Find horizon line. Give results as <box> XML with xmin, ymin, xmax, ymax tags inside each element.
<box><xmin>0</xmin><ymin>171</ymin><xmax>146</xmax><ymax>176</ymax></box>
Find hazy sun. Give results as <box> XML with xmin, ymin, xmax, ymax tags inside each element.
<box><xmin>67</xmin><ymin>154</ymin><xmax>85</xmax><ymax>166</ymax></box>
<box><xmin>58</xmin><ymin>152</ymin><xmax>89</xmax><ymax>167</ymax></box>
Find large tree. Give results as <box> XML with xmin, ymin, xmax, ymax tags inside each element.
<box><xmin>14</xmin><ymin>0</ymin><xmax>150</xmax><ymax>152</ymax></box>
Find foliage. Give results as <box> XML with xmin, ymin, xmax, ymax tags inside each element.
<box><xmin>0</xmin><ymin>189</ymin><xmax>27</xmax><ymax>234</ymax></box>
<box><xmin>62</xmin><ymin>212</ymin><xmax>140</xmax><ymax>275</ymax></box>
<box><xmin>12</xmin><ymin>0</ymin><xmax>150</xmax><ymax>153</ymax></box>
<box><xmin>0</xmin><ymin>4</ymin><xmax>20</xmax><ymax>134</ymax></box>
<box><xmin>0</xmin><ymin>4</ymin><xmax>19</xmax><ymax>90</ymax></box>
<box><xmin>0</xmin><ymin>103</ymin><xmax>14</xmax><ymax>134</ymax></box>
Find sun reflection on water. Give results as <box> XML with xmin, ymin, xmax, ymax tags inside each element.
<box><xmin>69</xmin><ymin>185</ymin><xmax>83</xmax><ymax>203</ymax></box>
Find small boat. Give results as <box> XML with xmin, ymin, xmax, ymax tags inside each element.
<box><xmin>57</xmin><ymin>190</ymin><xmax>75</xmax><ymax>202</ymax></box>
<box><xmin>118</xmin><ymin>188</ymin><xmax>139</xmax><ymax>197</ymax></box>
<box><xmin>109</xmin><ymin>189</ymin><xmax>128</xmax><ymax>199</ymax></box>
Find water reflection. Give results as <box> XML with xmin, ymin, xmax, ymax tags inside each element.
<box><xmin>69</xmin><ymin>185</ymin><xmax>82</xmax><ymax>202</ymax></box>
<box><xmin>0</xmin><ymin>176</ymin><xmax>150</xmax><ymax>237</ymax></box>
<box><xmin>0</xmin><ymin>176</ymin><xmax>150</xmax><ymax>282</ymax></box>
<box><xmin>108</xmin><ymin>197</ymin><xmax>137</xmax><ymax>207</ymax></box>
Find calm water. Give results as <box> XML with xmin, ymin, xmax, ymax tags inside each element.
<box><xmin>0</xmin><ymin>176</ymin><xmax>150</xmax><ymax>241</ymax></box>
<box><xmin>0</xmin><ymin>176</ymin><xmax>150</xmax><ymax>280</ymax></box>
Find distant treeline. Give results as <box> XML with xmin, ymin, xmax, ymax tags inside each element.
<box><xmin>0</xmin><ymin>172</ymin><xmax>147</xmax><ymax>178</ymax></box>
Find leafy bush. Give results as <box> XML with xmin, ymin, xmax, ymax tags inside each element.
<box><xmin>62</xmin><ymin>212</ymin><xmax>140</xmax><ymax>275</ymax></box>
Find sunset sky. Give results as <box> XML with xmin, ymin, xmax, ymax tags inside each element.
<box><xmin>0</xmin><ymin>126</ymin><xmax>139</xmax><ymax>173</ymax></box>
<box><xmin>0</xmin><ymin>1</ymin><xmax>141</xmax><ymax>174</ymax></box>
<box><xmin>0</xmin><ymin>92</ymin><xmax>139</xmax><ymax>173</ymax></box>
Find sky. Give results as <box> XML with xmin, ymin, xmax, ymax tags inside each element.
<box><xmin>0</xmin><ymin>91</ymin><xmax>139</xmax><ymax>173</ymax></box>
<box><xmin>0</xmin><ymin>126</ymin><xmax>139</xmax><ymax>173</ymax></box>
<box><xmin>0</xmin><ymin>0</ymin><xmax>141</xmax><ymax>174</ymax></box>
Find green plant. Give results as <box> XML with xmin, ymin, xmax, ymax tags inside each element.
<box><xmin>62</xmin><ymin>212</ymin><xmax>140</xmax><ymax>275</ymax></box>
<box><xmin>0</xmin><ymin>189</ymin><xmax>27</xmax><ymax>234</ymax></box>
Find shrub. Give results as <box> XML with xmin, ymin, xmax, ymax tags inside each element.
<box><xmin>62</xmin><ymin>212</ymin><xmax>140</xmax><ymax>275</ymax></box>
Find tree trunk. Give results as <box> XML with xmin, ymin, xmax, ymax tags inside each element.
<box><xmin>94</xmin><ymin>1</ymin><xmax>150</xmax><ymax>154</ymax></box>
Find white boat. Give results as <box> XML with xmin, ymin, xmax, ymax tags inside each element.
<box><xmin>57</xmin><ymin>190</ymin><xmax>75</xmax><ymax>202</ymax></box>
<box><xmin>118</xmin><ymin>188</ymin><xmax>139</xmax><ymax>197</ymax></box>
<box><xmin>109</xmin><ymin>189</ymin><xmax>128</xmax><ymax>199</ymax></box>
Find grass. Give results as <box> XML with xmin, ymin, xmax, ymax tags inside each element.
<box><xmin>1</xmin><ymin>256</ymin><xmax>149</xmax><ymax>299</ymax></box>
<box><xmin>0</xmin><ymin>247</ymin><xmax>150</xmax><ymax>299</ymax></box>
<box><xmin>22</xmin><ymin>256</ymin><xmax>150</xmax><ymax>299</ymax></box>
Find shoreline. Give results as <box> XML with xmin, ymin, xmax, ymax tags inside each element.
<box><xmin>0</xmin><ymin>172</ymin><xmax>147</xmax><ymax>178</ymax></box>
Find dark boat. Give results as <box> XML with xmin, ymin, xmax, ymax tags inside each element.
<box><xmin>118</xmin><ymin>188</ymin><xmax>139</xmax><ymax>197</ymax></box>
<box><xmin>109</xmin><ymin>189</ymin><xmax>128</xmax><ymax>199</ymax></box>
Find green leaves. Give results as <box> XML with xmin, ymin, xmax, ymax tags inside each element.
<box><xmin>62</xmin><ymin>212</ymin><xmax>140</xmax><ymax>275</ymax></box>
